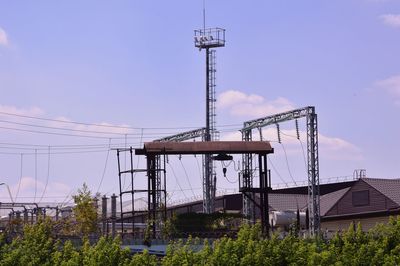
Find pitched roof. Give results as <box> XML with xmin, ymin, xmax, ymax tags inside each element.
<box><xmin>319</xmin><ymin>187</ymin><xmax>351</xmax><ymax>216</ymax></box>
<box><xmin>268</xmin><ymin>194</ymin><xmax>308</xmax><ymax>211</ymax></box>
<box><xmin>362</xmin><ymin>177</ymin><xmax>400</xmax><ymax>205</ymax></box>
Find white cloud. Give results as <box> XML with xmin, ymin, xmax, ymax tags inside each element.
<box><xmin>380</xmin><ymin>14</ymin><xmax>400</xmax><ymax>28</ymax></box>
<box><xmin>375</xmin><ymin>74</ymin><xmax>400</xmax><ymax>105</ymax></box>
<box><xmin>218</xmin><ymin>90</ymin><xmax>295</xmax><ymax>118</ymax></box>
<box><xmin>218</xmin><ymin>90</ymin><xmax>264</xmax><ymax>108</ymax></box>
<box><xmin>51</xmin><ymin>116</ymin><xmax>134</xmax><ymax>136</ymax></box>
<box><xmin>0</xmin><ymin>104</ymin><xmax>135</xmax><ymax>137</ymax></box>
<box><xmin>8</xmin><ymin>176</ymin><xmax>72</xmax><ymax>202</ymax></box>
<box><xmin>0</xmin><ymin>105</ymin><xmax>44</xmax><ymax>117</ymax></box>
<box><xmin>220</xmin><ymin>128</ymin><xmax>361</xmax><ymax>161</ymax></box>
<box><xmin>0</xmin><ymin>27</ymin><xmax>8</xmax><ymax>46</ymax></box>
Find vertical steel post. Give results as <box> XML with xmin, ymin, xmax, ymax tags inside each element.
<box><xmin>263</xmin><ymin>153</ymin><xmax>270</xmax><ymax>238</ymax></box>
<box><xmin>111</xmin><ymin>194</ymin><xmax>117</xmax><ymax>238</ymax></box>
<box><xmin>242</xmin><ymin>129</ymin><xmax>254</xmax><ymax>222</ymax></box>
<box><xmin>15</xmin><ymin>211</ymin><xmax>21</xmax><ymax>232</ymax></box>
<box><xmin>23</xmin><ymin>210</ymin><xmax>28</xmax><ymax>224</ymax></box>
<box><xmin>102</xmin><ymin>195</ymin><xmax>108</xmax><ymax>236</ymax></box>
<box><xmin>307</xmin><ymin>108</ymin><xmax>320</xmax><ymax>236</ymax></box>
<box><xmin>116</xmin><ymin>150</ymin><xmax>124</xmax><ymax>236</ymax></box>
<box><xmin>55</xmin><ymin>207</ymin><xmax>59</xmax><ymax>222</ymax></box>
<box><xmin>203</xmin><ymin>47</ymin><xmax>214</xmax><ymax>214</ymax></box>
<box><xmin>130</xmin><ymin>147</ymin><xmax>135</xmax><ymax>238</ymax></box>
<box><xmin>147</xmin><ymin>154</ymin><xmax>157</xmax><ymax>238</ymax></box>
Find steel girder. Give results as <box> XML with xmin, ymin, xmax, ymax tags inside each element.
<box><xmin>241</xmin><ymin>106</ymin><xmax>320</xmax><ymax>236</ymax></box>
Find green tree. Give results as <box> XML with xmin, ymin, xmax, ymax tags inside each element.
<box><xmin>73</xmin><ymin>183</ymin><xmax>99</xmax><ymax>237</ymax></box>
<box><xmin>52</xmin><ymin>240</ymin><xmax>82</xmax><ymax>266</ymax></box>
<box><xmin>128</xmin><ymin>249</ymin><xmax>158</xmax><ymax>266</ymax></box>
<box><xmin>81</xmin><ymin>236</ymin><xmax>131</xmax><ymax>266</ymax></box>
<box><xmin>0</xmin><ymin>218</ymin><xmax>56</xmax><ymax>266</ymax></box>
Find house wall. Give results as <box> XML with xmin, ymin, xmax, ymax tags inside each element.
<box><xmin>326</xmin><ymin>180</ymin><xmax>398</xmax><ymax>216</ymax></box>
<box><xmin>321</xmin><ymin>216</ymin><xmax>390</xmax><ymax>238</ymax></box>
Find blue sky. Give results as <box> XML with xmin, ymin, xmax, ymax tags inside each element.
<box><xmin>0</xmin><ymin>1</ymin><xmax>399</xmax><ymax>205</ymax></box>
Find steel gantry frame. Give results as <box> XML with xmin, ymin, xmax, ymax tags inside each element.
<box><xmin>136</xmin><ymin>141</ymin><xmax>274</xmax><ymax>237</ymax></box>
<box><xmin>154</xmin><ymin>128</ymin><xmax>207</xmax><ymax>215</ymax></box>
<box><xmin>241</xmin><ymin>106</ymin><xmax>320</xmax><ymax>236</ymax></box>
<box><xmin>117</xmin><ymin>147</ymin><xmax>152</xmax><ymax>238</ymax></box>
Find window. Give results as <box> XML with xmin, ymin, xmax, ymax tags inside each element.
<box><xmin>352</xmin><ymin>190</ymin><xmax>370</xmax><ymax>207</ymax></box>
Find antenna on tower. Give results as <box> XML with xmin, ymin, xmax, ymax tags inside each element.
<box><xmin>203</xmin><ymin>0</ymin><xmax>206</xmax><ymax>31</ymax></box>
<box><xmin>194</xmin><ymin>3</ymin><xmax>226</xmax><ymax>214</ymax></box>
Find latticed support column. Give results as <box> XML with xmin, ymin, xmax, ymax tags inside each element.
<box><xmin>307</xmin><ymin>110</ymin><xmax>320</xmax><ymax>236</ymax></box>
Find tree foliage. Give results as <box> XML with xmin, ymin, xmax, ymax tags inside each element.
<box><xmin>4</xmin><ymin>216</ymin><xmax>400</xmax><ymax>265</ymax></box>
<box><xmin>73</xmin><ymin>183</ymin><xmax>98</xmax><ymax>237</ymax></box>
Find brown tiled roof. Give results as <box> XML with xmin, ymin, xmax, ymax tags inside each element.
<box><xmin>319</xmin><ymin>187</ymin><xmax>350</xmax><ymax>216</ymax></box>
<box><xmin>362</xmin><ymin>178</ymin><xmax>400</xmax><ymax>206</ymax></box>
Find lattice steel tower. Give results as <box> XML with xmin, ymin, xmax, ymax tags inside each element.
<box><xmin>194</xmin><ymin>27</ymin><xmax>225</xmax><ymax>213</ymax></box>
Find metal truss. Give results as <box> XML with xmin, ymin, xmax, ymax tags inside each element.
<box><xmin>241</xmin><ymin>106</ymin><xmax>320</xmax><ymax>236</ymax></box>
<box><xmin>241</xmin><ymin>130</ymin><xmax>255</xmax><ymax>222</ymax></box>
<box><xmin>154</xmin><ymin>127</ymin><xmax>216</xmax><ymax>214</ymax></box>
<box><xmin>154</xmin><ymin>128</ymin><xmax>206</xmax><ymax>142</ymax></box>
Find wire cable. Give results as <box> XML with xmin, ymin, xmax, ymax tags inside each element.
<box><xmin>194</xmin><ymin>155</ymin><xmax>203</xmax><ymax>185</ymax></box>
<box><xmin>96</xmin><ymin>139</ymin><xmax>112</xmax><ymax>194</ymax></box>
<box><xmin>279</xmin><ymin>130</ymin><xmax>308</xmax><ymax>177</ymax></box>
<box><xmin>34</xmin><ymin>149</ymin><xmax>37</xmax><ymax>202</ymax></box>
<box><xmin>0</xmin><ymin>119</ymin><xmax>131</xmax><ymax>136</ymax></box>
<box><xmin>220</xmin><ymin>161</ymin><xmax>238</xmax><ymax>184</ymax></box>
<box><xmin>122</xmin><ymin>135</ymin><xmax>127</xmax><ymax>190</ymax></box>
<box><xmin>268</xmin><ymin>157</ymin><xmax>288</xmax><ymax>187</ymax></box>
<box><xmin>0</xmin><ymin>110</ymin><xmax>242</xmax><ymax>130</ymax></box>
<box><xmin>0</xmin><ymin>149</ymin><xmax>111</xmax><ymax>156</ymax></box>
<box><xmin>178</xmin><ymin>157</ymin><xmax>197</xmax><ymax>197</ymax></box>
<box><xmin>280</xmin><ymin>143</ymin><xmax>297</xmax><ymax>186</ymax></box>
<box><xmin>167</xmin><ymin>162</ymin><xmax>188</xmax><ymax>199</ymax></box>
<box><xmin>15</xmin><ymin>154</ymin><xmax>23</xmax><ymax>200</ymax></box>
<box><xmin>0</xmin><ymin>125</ymin><xmax>163</xmax><ymax>140</ymax></box>
<box><xmin>0</xmin><ymin>111</ymin><xmax>201</xmax><ymax>130</ymax></box>
<box><xmin>39</xmin><ymin>146</ymin><xmax>51</xmax><ymax>203</ymax></box>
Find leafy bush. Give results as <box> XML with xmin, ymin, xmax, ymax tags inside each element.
<box><xmin>4</xmin><ymin>216</ymin><xmax>400</xmax><ymax>265</ymax></box>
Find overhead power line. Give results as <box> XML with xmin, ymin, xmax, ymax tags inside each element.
<box><xmin>0</xmin><ymin>125</ymin><xmax>168</xmax><ymax>140</ymax></box>
<box><xmin>0</xmin><ymin>111</ymin><xmax>199</xmax><ymax>130</ymax></box>
<box><xmin>0</xmin><ymin>110</ymin><xmax>242</xmax><ymax>130</ymax></box>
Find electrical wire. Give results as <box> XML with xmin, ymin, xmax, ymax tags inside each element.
<box><xmin>0</xmin><ymin>149</ymin><xmax>110</xmax><ymax>155</ymax></box>
<box><xmin>0</xmin><ymin>141</ymin><xmax>140</xmax><ymax>148</ymax></box>
<box><xmin>268</xmin><ymin>157</ymin><xmax>289</xmax><ymax>187</ymax></box>
<box><xmin>280</xmin><ymin>142</ymin><xmax>298</xmax><ymax>186</ymax></box>
<box><xmin>34</xmin><ymin>149</ymin><xmax>37</xmax><ymax>202</ymax></box>
<box><xmin>279</xmin><ymin>130</ymin><xmax>308</xmax><ymax>176</ymax></box>
<box><xmin>0</xmin><ymin>111</ymin><xmax>200</xmax><ymax>130</ymax></box>
<box><xmin>0</xmin><ymin>119</ymin><xmax>131</xmax><ymax>136</ymax></box>
<box><xmin>122</xmin><ymin>129</ymin><xmax>144</xmax><ymax>192</ymax></box>
<box><xmin>0</xmin><ymin>110</ymin><xmax>242</xmax><ymax>130</ymax></box>
<box><xmin>0</xmin><ymin>125</ymin><xmax>115</xmax><ymax>139</ymax></box>
<box><xmin>38</xmin><ymin>146</ymin><xmax>51</xmax><ymax>203</ymax></box>
<box><xmin>220</xmin><ymin>161</ymin><xmax>238</xmax><ymax>184</ymax></box>
<box><xmin>194</xmin><ymin>155</ymin><xmax>203</xmax><ymax>184</ymax></box>
<box><xmin>15</xmin><ymin>154</ymin><xmax>23</xmax><ymax>200</ymax></box>
<box><xmin>0</xmin><ymin>125</ymin><xmax>169</xmax><ymax>140</ymax></box>
<box><xmin>59</xmin><ymin>189</ymin><xmax>75</xmax><ymax>207</ymax></box>
<box><xmin>122</xmin><ymin>135</ymin><xmax>127</xmax><ymax>190</ymax></box>
<box><xmin>167</xmin><ymin>162</ymin><xmax>188</xmax><ymax>199</ymax></box>
<box><xmin>96</xmin><ymin>139</ymin><xmax>112</xmax><ymax>194</ymax></box>
<box><xmin>178</xmin><ymin>157</ymin><xmax>197</xmax><ymax>197</ymax></box>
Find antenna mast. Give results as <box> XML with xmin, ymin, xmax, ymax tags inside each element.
<box><xmin>194</xmin><ymin>2</ymin><xmax>226</xmax><ymax>214</ymax></box>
